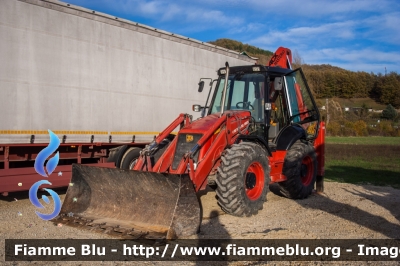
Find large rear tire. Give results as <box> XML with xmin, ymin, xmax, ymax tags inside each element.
<box><xmin>216</xmin><ymin>142</ymin><xmax>270</xmax><ymax>217</ymax></box>
<box><xmin>120</xmin><ymin>147</ymin><xmax>141</xmax><ymax>170</ymax></box>
<box><xmin>278</xmin><ymin>141</ymin><xmax>317</xmax><ymax>199</ymax></box>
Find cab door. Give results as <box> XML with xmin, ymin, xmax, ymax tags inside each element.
<box><xmin>283</xmin><ymin>68</ymin><xmax>320</xmax><ymax>139</ymax></box>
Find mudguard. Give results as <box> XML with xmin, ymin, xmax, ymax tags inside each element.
<box><xmin>275</xmin><ymin>124</ymin><xmax>306</xmax><ymax>151</ymax></box>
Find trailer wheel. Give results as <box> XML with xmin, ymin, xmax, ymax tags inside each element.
<box><xmin>216</xmin><ymin>142</ymin><xmax>270</xmax><ymax>217</ymax></box>
<box><xmin>278</xmin><ymin>141</ymin><xmax>317</xmax><ymax>199</ymax></box>
<box><xmin>120</xmin><ymin>147</ymin><xmax>142</xmax><ymax>170</ymax></box>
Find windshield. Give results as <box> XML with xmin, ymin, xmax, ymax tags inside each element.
<box><xmin>210</xmin><ymin>73</ymin><xmax>265</xmax><ymax>121</ymax></box>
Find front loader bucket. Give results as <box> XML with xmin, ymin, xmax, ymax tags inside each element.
<box><xmin>53</xmin><ymin>164</ymin><xmax>201</xmax><ymax>239</ymax></box>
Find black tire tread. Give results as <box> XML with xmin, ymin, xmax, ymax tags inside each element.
<box><xmin>278</xmin><ymin>141</ymin><xmax>317</xmax><ymax>199</ymax></box>
<box><xmin>216</xmin><ymin>142</ymin><xmax>270</xmax><ymax>217</ymax></box>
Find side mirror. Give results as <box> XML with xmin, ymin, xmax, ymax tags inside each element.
<box><xmin>198</xmin><ymin>81</ymin><xmax>205</xmax><ymax>92</ymax></box>
<box><xmin>192</xmin><ymin>104</ymin><xmax>202</xmax><ymax>112</ymax></box>
<box><xmin>274</xmin><ymin>77</ymin><xmax>283</xmax><ymax>91</ymax></box>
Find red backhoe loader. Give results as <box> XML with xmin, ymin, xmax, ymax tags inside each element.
<box><xmin>55</xmin><ymin>47</ymin><xmax>325</xmax><ymax>239</ymax></box>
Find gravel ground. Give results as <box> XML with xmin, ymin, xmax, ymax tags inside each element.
<box><xmin>1</xmin><ymin>181</ymin><xmax>400</xmax><ymax>265</ymax></box>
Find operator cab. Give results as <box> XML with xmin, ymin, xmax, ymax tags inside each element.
<box><xmin>207</xmin><ymin>65</ymin><xmax>320</xmax><ymax>143</ymax></box>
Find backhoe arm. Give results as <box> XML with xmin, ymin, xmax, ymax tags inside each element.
<box><xmin>268</xmin><ymin>47</ymin><xmax>293</xmax><ymax>69</ymax></box>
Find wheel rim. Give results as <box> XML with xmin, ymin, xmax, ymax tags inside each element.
<box><xmin>300</xmin><ymin>156</ymin><xmax>314</xmax><ymax>186</ymax></box>
<box><xmin>245</xmin><ymin>162</ymin><xmax>265</xmax><ymax>200</ymax></box>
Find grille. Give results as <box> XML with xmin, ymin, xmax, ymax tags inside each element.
<box><xmin>172</xmin><ymin>133</ymin><xmax>202</xmax><ymax>170</ymax></box>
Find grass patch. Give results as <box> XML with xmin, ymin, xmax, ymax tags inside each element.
<box><xmin>326</xmin><ymin>136</ymin><xmax>400</xmax><ymax>145</ymax></box>
<box><xmin>325</xmin><ymin>158</ymin><xmax>400</xmax><ymax>189</ymax></box>
<box><xmin>325</xmin><ymin>143</ymin><xmax>400</xmax><ymax>188</ymax></box>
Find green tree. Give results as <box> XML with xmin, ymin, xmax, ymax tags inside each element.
<box><xmin>373</xmin><ymin>72</ymin><xmax>400</xmax><ymax>107</ymax></box>
<box><xmin>381</xmin><ymin>104</ymin><xmax>398</xmax><ymax>121</ymax></box>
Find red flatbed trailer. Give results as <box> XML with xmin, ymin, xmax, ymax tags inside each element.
<box><xmin>0</xmin><ymin>141</ymin><xmax>147</xmax><ymax>196</ymax></box>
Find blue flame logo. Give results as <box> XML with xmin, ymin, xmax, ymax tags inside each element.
<box><xmin>34</xmin><ymin>130</ymin><xmax>60</xmax><ymax>177</ymax></box>
<box><xmin>29</xmin><ymin>130</ymin><xmax>62</xmax><ymax>220</ymax></box>
<box><xmin>29</xmin><ymin>180</ymin><xmax>62</xmax><ymax>220</ymax></box>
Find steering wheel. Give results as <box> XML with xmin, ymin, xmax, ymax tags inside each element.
<box><xmin>236</xmin><ymin>101</ymin><xmax>254</xmax><ymax>110</ymax></box>
<box><xmin>289</xmin><ymin>110</ymin><xmax>317</xmax><ymax>123</ymax></box>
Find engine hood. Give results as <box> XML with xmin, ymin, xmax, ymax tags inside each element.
<box><xmin>180</xmin><ymin>113</ymin><xmax>221</xmax><ymax>134</ymax></box>
<box><xmin>180</xmin><ymin>111</ymin><xmax>251</xmax><ymax>134</ymax></box>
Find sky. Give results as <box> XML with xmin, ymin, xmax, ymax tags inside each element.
<box><xmin>62</xmin><ymin>0</ymin><xmax>400</xmax><ymax>74</ymax></box>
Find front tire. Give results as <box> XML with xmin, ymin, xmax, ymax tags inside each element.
<box><xmin>278</xmin><ymin>141</ymin><xmax>317</xmax><ymax>199</ymax></box>
<box><xmin>216</xmin><ymin>142</ymin><xmax>270</xmax><ymax>217</ymax></box>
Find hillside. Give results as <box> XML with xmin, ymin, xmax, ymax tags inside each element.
<box><xmin>208</xmin><ymin>39</ymin><xmax>400</xmax><ymax>109</ymax></box>
<box><xmin>209</xmin><ymin>38</ymin><xmax>273</xmax><ymax>65</ymax></box>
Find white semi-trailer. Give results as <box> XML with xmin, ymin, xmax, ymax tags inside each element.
<box><xmin>0</xmin><ymin>0</ymin><xmax>255</xmax><ymax>195</ymax></box>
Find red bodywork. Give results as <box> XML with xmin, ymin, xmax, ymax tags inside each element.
<box><xmin>268</xmin><ymin>47</ymin><xmax>293</xmax><ymax>69</ymax></box>
<box><xmin>133</xmin><ymin>112</ymin><xmax>325</xmax><ymax>192</ymax></box>
<box><xmin>134</xmin><ymin>111</ymin><xmax>252</xmax><ymax>191</ymax></box>
<box><xmin>269</xmin><ymin>121</ymin><xmax>326</xmax><ymax>183</ymax></box>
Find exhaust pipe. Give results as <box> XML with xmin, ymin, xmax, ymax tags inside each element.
<box><xmin>220</xmin><ymin>62</ymin><xmax>230</xmax><ymax>117</ymax></box>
